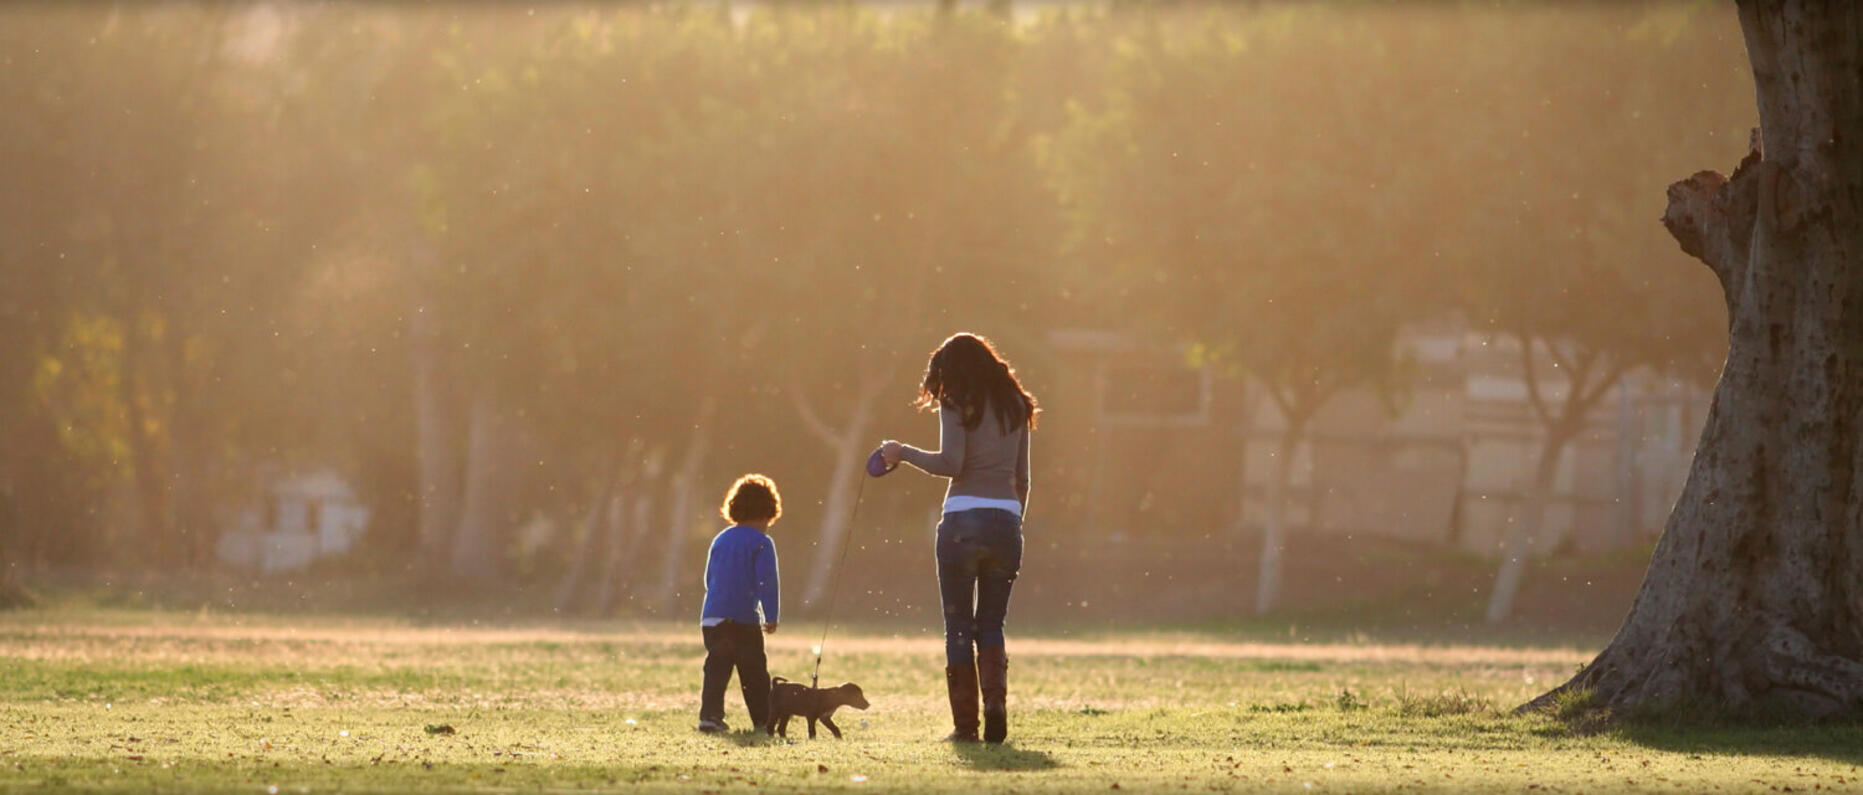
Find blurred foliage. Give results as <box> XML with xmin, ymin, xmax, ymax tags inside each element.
<box><xmin>0</xmin><ymin>3</ymin><xmax>1749</xmax><ymax>600</ymax></box>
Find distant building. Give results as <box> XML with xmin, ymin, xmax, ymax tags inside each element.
<box><xmin>1239</xmin><ymin>325</ymin><xmax>1706</xmax><ymax>556</ymax></box>
<box><xmin>215</xmin><ymin>469</ymin><xmax>371</xmax><ymax>573</ymax></box>
<box><xmin>1047</xmin><ymin>322</ymin><xmax>1709</xmax><ymax>557</ymax></box>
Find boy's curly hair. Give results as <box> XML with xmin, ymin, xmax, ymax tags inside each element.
<box><xmin>721</xmin><ymin>474</ymin><xmax>782</xmax><ymax>524</ymax></box>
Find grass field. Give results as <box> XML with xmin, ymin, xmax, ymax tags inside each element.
<box><xmin>1</xmin><ymin>608</ymin><xmax>1859</xmax><ymax>793</ymax></box>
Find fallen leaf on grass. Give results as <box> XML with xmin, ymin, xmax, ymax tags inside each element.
<box><xmin>424</xmin><ymin>724</ymin><xmax>456</xmax><ymax>735</ymax></box>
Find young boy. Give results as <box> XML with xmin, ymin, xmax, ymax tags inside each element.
<box><xmin>697</xmin><ymin>474</ymin><xmax>782</xmax><ymax>734</ymax></box>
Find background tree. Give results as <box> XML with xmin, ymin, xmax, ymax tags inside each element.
<box><xmin>1534</xmin><ymin>0</ymin><xmax>1863</xmax><ymax>718</ymax></box>
<box><xmin>0</xmin><ymin>2</ymin><xmax>1767</xmax><ymax>633</ymax></box>
<box><xmin>3</xmin><ymin>7</ymin><xmax>330</xmax><ymax>571</ymax></box>
<box><xmin>1048</xmin><ymin>7</ymin><xmax>1436</xmax><ymax>614</ymax></box>
<box><xmin>1459</xmin><ymin>8</ymin><xmax>1741</xmax><ymax>623</ymax></box>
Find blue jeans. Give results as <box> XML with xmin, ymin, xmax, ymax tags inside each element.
<box><xmin>936</xmin><ymin>508</ymin><xmax>1023</xmax><ymax>667</ymax></box>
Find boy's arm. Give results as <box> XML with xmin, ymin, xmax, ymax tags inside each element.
<box><xmin>899</xmin><ymin>407</ymin><xmax>965</xmax><ymax>478</ymax></box>
<box><xmin>754</xmin><ymin>537</ymin><xmax>780</xmax><ymax>625</ymax></box>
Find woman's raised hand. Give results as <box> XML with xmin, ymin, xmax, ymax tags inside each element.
<box><xmin>880</xmin><ymin>440</ymin><xmax>903</xmax><ymax>467</ymax></box>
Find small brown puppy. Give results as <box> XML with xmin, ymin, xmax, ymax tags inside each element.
<box><xmin>766</xmin><ymin>676</ymin><xmax>870</xmax><ymax>739</ymax></box>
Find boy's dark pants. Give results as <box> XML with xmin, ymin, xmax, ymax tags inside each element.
<box><xmin>700</xmin><ymin>620</ymin><xmax>770</xmax><ymax>728</ymax></box>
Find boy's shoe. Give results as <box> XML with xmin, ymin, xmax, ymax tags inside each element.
<box><xmin>697</xmin><ymin>718</ymin><xmax>730</xmax><ymax>734</ymax></box>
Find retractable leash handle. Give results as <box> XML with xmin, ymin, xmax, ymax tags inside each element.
<box><xmin>811</xmin><ymin>447</ymin><xmax>893</xmax><ymax>689</ymax></box>
<box><xmin>865</xmin><ymin>447</ymin><xmax>897</xmax><ymax>478</ymax></box>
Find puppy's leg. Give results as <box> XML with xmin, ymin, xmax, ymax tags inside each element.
<box><xmin>806</xmin><ymin>717</ymin><xmax>818</xmax><ymax>739</ymax></box>
<box><xmin>774</xmin><ymin>715</ymin><xmax>790</xmax><ymax>738</ymax></box>
<box><xmin>821</xmin><ymin>715</ymin><xmax>841</xmax><ymax>739</ymax></box>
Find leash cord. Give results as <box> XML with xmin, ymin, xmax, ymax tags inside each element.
<box><xmin>811</xmin><ymin>473</ymin><xmax>866</xmax><ymax>689</ymax></box>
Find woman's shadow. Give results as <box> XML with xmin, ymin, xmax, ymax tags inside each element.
<box><xmin>952</xmin><ymin>742</ymin><xmax>1059</xmax><ymax>771</ymax></box>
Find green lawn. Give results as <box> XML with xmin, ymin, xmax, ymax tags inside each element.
<box><xmin>0</xmin><ymin>608</ymin><xmax>1857</xmax><ymax>793</ymax></box>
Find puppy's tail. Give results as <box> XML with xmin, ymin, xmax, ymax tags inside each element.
<box><xmin>771</xmin><ymin>676</ymin><xmax>789</xmax><ymax>685</ymax></box>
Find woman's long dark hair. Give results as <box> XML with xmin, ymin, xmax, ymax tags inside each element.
<box><xmin>913</xmin><ymin>333</ymin><xmax>1039</xmax><ymax>433</ymax></box>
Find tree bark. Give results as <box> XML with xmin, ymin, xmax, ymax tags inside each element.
<box><xmin>1254</xmin><ymin>420</ymin><xmax>1303</xmax><ymax>615</ymax></box>
<box><xmin>1533</xmin><ymin>0</ymin><xmax>1863</xmax><ymax>718</ymax></box>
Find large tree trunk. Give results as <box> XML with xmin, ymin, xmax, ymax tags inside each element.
<box><xmin>1485</xmin><ymin>428</ymin><xmax>1571</xmax><ymax>624</ymax></box>
<box><xmin>1254</xmin><ymin>422</ymin><xmax>1302</xmax><ymax>615</ymax></box>
<box><xmin>1534</xmin><ymin>0</ymin><xmax>1863</xmax><ymax>718</ymax></box>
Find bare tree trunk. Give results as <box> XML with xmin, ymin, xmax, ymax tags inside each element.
<box><xmin>0</xmin><ymin>539</ymin><xmax>33</xmax><ymax>610</ymax></box>
<box><xmin>449</xmin><ymin>389</ymin><xmax>508</xmax><ymax>582</ymax></box>
<box><xmin>409</xmin><ymin>302</ymin><xmax>461</xmax><ymax>576</ymax></box>
<box><xmin>594</xmin><ymin>491</ymin><xmax>652</xmax><ymax>617</ymax></box>
<box><xmin>804</xmin><ymin>429</ymin><xmax>868</xmax><ymax>607</ymax></box>
<box><xmin>655</xmin><ymin>396</ymin><xmax>719</xmax><ymax>613</ymax></box>
<box><xmin>553</xmin><ymin>475</ymin><xmax>617</xmax><ymax>614</ymax></box>
<box><xmin>120</xmin><ymin>326</ymin><xmax>173</xmax><ymax>567</ymax></box>
<box><xmin>789</xmin><ymin>384</ymin><xmax>880</xmax><ymax>608</ymax></box>
<box><xmin>1533</xmin><ymin>0</ymin><xmax>1863</xmax><ymax>718</ymax></box>
<box><xmin>1254</xmin><ymin>422</ymin><xmax>1302</xmax><ymax>615</ymax></box>
<box><xmin>167</xmin><ymin>391</ymin><xmax>215</xmax><ymax>568</ymax></box>
<box><xmin>158</xmin><ymin>320</ymin><xmax>221</xmax><ymax>569</ymax></box>
<box><xmin>1485</xmin><ymin>429</ymin><xmax>1570</xmax><ymax>624</ymax></box>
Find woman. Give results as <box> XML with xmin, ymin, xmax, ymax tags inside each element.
<box><xmin>880</xmin><ymin>332</ymin><xmax>1038</xmax><ymax>744</ymax></box>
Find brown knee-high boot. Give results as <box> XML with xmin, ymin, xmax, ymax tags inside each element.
<box><xmin>977</xmin><ymin>647</ymin><xmax>1008</xmax><ymax>743</ymax></box>
<box><xmin>943</xmin><ymin>663</ymin><xmax>980</xmax><ymax>742</ymax></box>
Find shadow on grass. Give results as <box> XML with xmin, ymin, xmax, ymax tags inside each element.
<box><xmin>953</xmin><ymin>742</ymin><xmax>1059</xmax><ymax>771</ymax></box>
<box><xmin>1615</xmin><ymin>721</ymin><xmax>1863</xmax><ymax>766</ymax></box>
<box><xmin>712</xmin><ymin>729</ymin><xmax>786</xmax><ymax>747</ymax></box>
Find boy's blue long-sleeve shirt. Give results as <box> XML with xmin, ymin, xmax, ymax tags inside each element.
<box><xmin>700</xmin><ymin>525</ymin><xmax>779</xmax><ymax>625</ymax></box>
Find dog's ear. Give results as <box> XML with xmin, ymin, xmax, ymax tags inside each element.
<box><xmin>839</xmin><ymin>683</ymin><xmax>863</xmax><ymax>694</ymax></box>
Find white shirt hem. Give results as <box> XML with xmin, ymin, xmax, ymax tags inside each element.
<box><xmin>942</xmin><ymin>495</ymin><xmax>1023</xmax><ymax>517</ymax></box>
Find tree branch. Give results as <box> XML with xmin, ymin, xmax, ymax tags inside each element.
<box><xmin>1544</xmin><ymin>338</ymin><xmax>1574</xmax><ymax>377</ymax></box>
<box><xmin>1662</xmin><ymin>132</ymin><xmax>1764</xmax><ymax>307</ymax></box>
<box><xmin>1263</xmin><ymin>381</ymin><xmax>1297</xmax><ymax>427</ymax></box>
<box><xmin>1574</xmin><ymin>357</ymin><xmax>1630</xmax><ymax>419</ymax></box>
<box><xmin>786</xmin><ymin>382</ymin><xmax>845</xmax><ymax>450</ymax></box>
<box><xmin>1516</xmin><ymin>334</ymin><xmax>1554</xmax><ymax>427</ymax></box>
<box><xmin>1662</xmin><ymin>170</ymin><xmax>1733</xmax><ymax>282</ymax></box>
<box><xmin>1559</xmin><ymin>347</ymin><xmax>1599</xmax><ymax>419</ymax></box>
